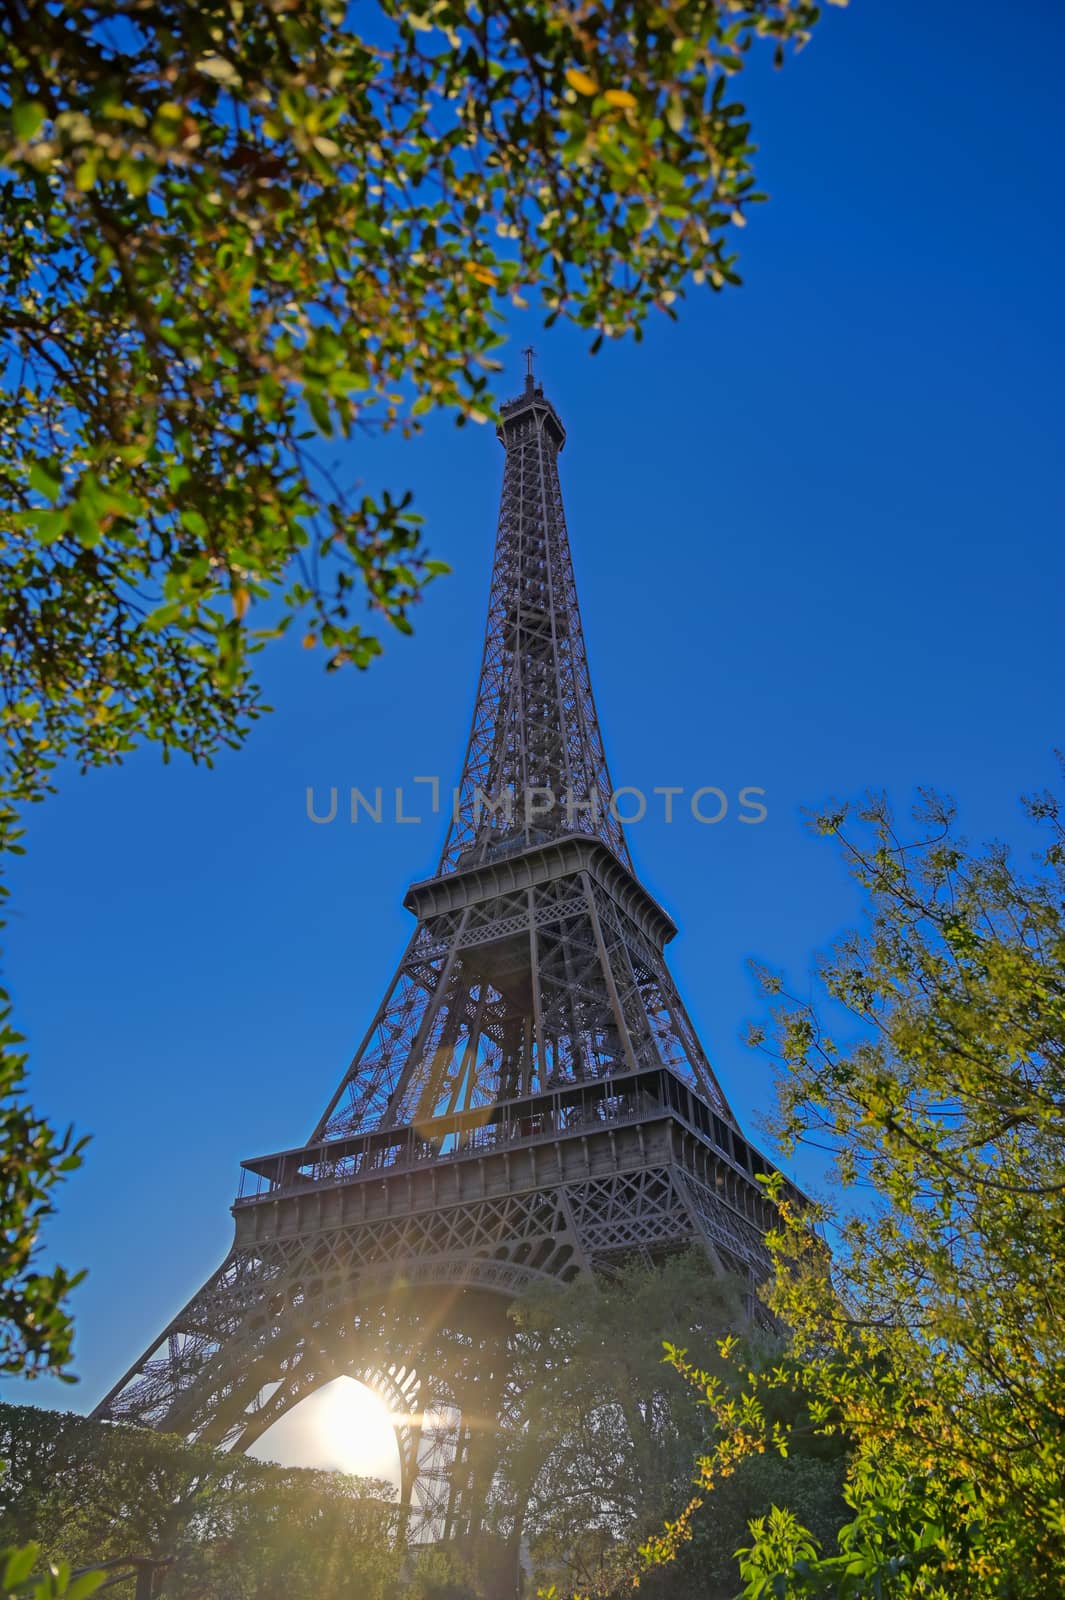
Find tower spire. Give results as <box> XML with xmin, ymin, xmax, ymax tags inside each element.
<box><xmin>440</xmin><ymin>369</ymin><xmax>631</xmax><ymax>874</ymax></box>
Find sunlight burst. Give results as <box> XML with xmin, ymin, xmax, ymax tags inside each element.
<box><xmin>247</xmin><ymin>1376</ymin><xmax>402</xmax><ymax>1485</ymax></box>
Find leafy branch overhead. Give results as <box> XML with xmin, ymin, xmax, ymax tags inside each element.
<box><xmin>2</xmin><ymin>0</ymin><xmax>828</xmax><ymax>797</ymax></box>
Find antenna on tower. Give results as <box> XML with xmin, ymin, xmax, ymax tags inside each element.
<box><xmin>522</xmin><ymin>345</ymin><xmax>536</xmax><ymax>392</ymax></box>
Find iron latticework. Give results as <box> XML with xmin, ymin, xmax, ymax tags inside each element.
<box><xmin>95</xmin><ymin>368</ymin><xmax>799</xmax><ymax>1548</ymax></box>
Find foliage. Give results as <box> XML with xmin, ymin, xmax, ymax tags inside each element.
<box><xmin>0</xmin><ymin>795</ymin><xmax>85</xmax><ymax>1380</ymax></box>
<box><xmin>656</xmin><ymin>1423</ymin><xmax>846</xmax><ymax>1598</ymax></box>
<box><xmin>403</xmin><ymin>1545</ymin><xmax>485</xmax><ymax>1599</ymax></box>
<box><xmin>625</xmin><ymin>1333</ymin><xmax>845</xmax><ymax>1600</ymax></box>
<box><xmin>0</xmin><ymin>0</ymin><xmax>832</xmax><ymax>801</ymax></box>
<box><xmin>502</xmin><ymin>1251</ymin><xmax>744</xmax><ymax>1593</ymax></box>
<box><xmin>1</xmin><ymin>1543</ymin><xmax>103</xmax><ymax>1600</ymax></box>
<box><xmin>652</xmin><ymin>782</ymin><xmax>1065</xmax><ymax>1597</ymax></box>
<box><xmin>500</xmin><ymin>1250</ymin><xmax>843</xmax><ymax>1599</ymax></box>
<box><xmin>0</xmin><ymin>1401</ymin><xmax>400</xmax><ymax>1600</ymax></box>
<box><xmin>0</xmin><ymin>1025</ymin><xmax>85</xmax><ymax>1380</ymax></box>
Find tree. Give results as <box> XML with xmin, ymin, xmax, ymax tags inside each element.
<box><xmin>403</xmin><ymin>1545</ymin><xmax>486</xmax><ymax>1600</ymax></box>
<box><xmin>0</xmin><ymin>801</ymin><xmax>86</xmax><ymax>1382</ymax></box>
<box><xmin>644</xmin><ymin>1352</ymin><xmax>847</xmax><ymax>1600</ymax></box>
<box><xmin>1</xmin><ymin>0</ymin><xmax>833</xmax><ymax>797</ymax></box>
<box><xmin>0</xmin><ymin>1031</ymin><xmax>85</xmax><ymax>1379</ymax></box>
<box><xmin>650</xmin><ymin>782</ymin><xmax>1065</xmax><ymax>1597</ymax></box>
<box><xmin>496</xmin><ymin>1250</ymin><xmax>842</xmax><ymax>1598</ymax></box>
<box><xmin>0</xmin><ymin>1401</ymin><xmax>402</xmax><ymax>1600</ymax></box>
<box><xmin>498</xmin><ymin>1252</ymin><xmax>742</xmax><ymax>1592</ymax></box>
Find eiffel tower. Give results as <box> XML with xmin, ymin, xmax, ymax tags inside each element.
<box><xmin>95</xmin><ymin>362</ymin><xmax>796</xmax><ymax>1549</ymax></box>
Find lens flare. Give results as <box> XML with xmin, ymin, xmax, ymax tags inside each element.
<box><xmin>247</xmin><ymin>1375</ymin><xmax>402</xmax><ymax>1485</ymax></box>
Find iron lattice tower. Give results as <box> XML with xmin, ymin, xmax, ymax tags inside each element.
<box><xmin>95</xmin><ymin>369</ymin><xmax>797</xmax><ymax>1549</ymax></box>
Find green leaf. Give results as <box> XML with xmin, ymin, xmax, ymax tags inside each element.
<box><xmin>28</xmin><ymin>462</ymin><xmax>62</xmax><ymax>502</ymax></box>
<box><xmin>31</xmin><ymin>508</ymin><xmax>70</xmax><ymax>546</ymax></box>
<box><xmin>64</xmin><ymin>1570</ymin><xmax>107</xmax><ymax>1600</ymax></box>
<box><xmin>3</xmin><ymin>1543</ymin><xmax>41</xmax><ymax>1590</ymax></box>
<box><xmin>306</xmin><ymin>389</ymin><xmax>333</xmax><ymax>435</ymax></box>
<box><xmin>12</xmin><ymin>102</ymin><xmax>46</xmax><ymax>140</ymax></box>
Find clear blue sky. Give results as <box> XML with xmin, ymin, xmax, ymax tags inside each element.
<box><xmin>6</xmin><ymin>0</ymin><xmax>1064</xmax><ymax>1414</ymax></box>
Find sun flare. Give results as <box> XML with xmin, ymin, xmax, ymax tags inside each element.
<box><xmin>247</xmin><ymin>1376</ymin><xmax>402</xmax><ymax>1485</ymax></box>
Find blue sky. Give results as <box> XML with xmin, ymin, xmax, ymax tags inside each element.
<box><xmin>6</xmin><ymin>0</ymin><xmax>1064</xmax><ymax>1415</ymax></box>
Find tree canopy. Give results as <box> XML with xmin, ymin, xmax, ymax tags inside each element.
<box><xmin>2</xmin><ymin>0</ymin><xmax>830</xmax><ymax>799</ymax></box>
<box><xmin>494</xmin><ymin>1250</ymin><xmax>844</xmax><ymax>1599</ymax></box>
<box><xmin>0</xmin><ymin>1402</ymin><xmax>401</xmax><ymax>1600</ymax></box>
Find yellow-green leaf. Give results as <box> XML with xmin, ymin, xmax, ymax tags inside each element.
<box><xmin>565</xmin><ymin>68</ymin><xmax>598</xmax><ymax>96</ymax></box>
<box><xmin>12</xmin><ymin>101</ymin><xmax>46</xmax><ymax>140</ymax></box>
<box><xmin>196</xmin><ymin>55</ymin><xmax>239</xmax><ymax>85</ymax></box>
